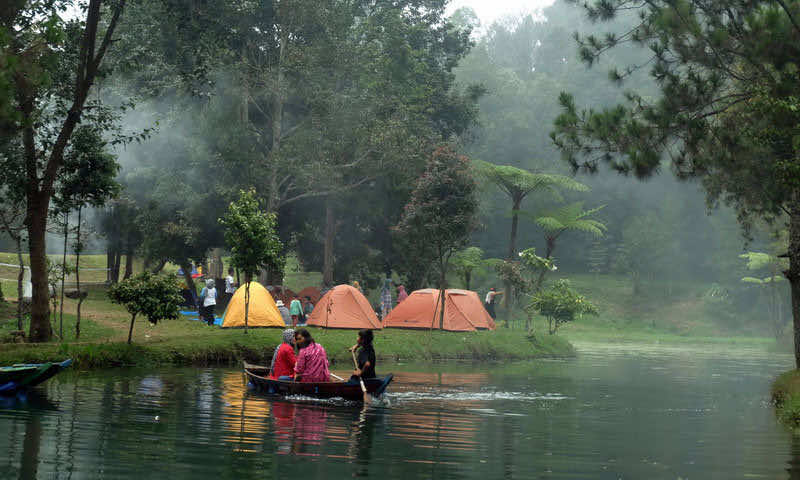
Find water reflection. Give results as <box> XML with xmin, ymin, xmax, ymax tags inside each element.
<box><xmin>0</xmin><ymin>351</ymin><xmax>798</xmax><ymax>480</ymax></box>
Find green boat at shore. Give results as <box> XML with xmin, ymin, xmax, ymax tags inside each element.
<box><xmin>0</xmin><ymin>359</ymin><xmax>72</xmax><ymax>395</ymax></box>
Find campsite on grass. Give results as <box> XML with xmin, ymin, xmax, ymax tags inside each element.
<box><xmin>3</xmin><ymin>0</ymin><xmax>800</xmax><ymax>478</ymax></box>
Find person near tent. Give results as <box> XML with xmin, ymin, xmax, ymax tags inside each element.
<box><xmin>352</xmin><ymin>280</ymin><xmax>363</xmax><ymax>294</ymax></box>
<box><xmin>349</xmin><ymin>329</ymin><xmax>377</xmax><ymax>381</ymax></box>
<box><xmin>380</xmin><ymin>278</ymin><xmax>393</xmax><ymax>319</ymax></box>
<box><xmin>396</xmin><ymin>285</ymin><xmax>408</xmax><ymax>304</ymax></box>
<box><xmin>269</xmin><ymin>329</ymin><xmax>296</xmax><ymax>380</ymax></box>
<box><xmin>289</xmin><ymin>294</ymin><xmax>303</xmax><ymax>327</ymax></box>
<box><xmin>199</xmin><ymin>279</ymin><xmax>218</xmax><ymax>326</ymax></box>
<box><xmin>178</xmin><ymin>279</ymin><xmax>195</xmax><ymax>308</ymax></box>
<box><xmin>303</xmin><ymin>296</ymin><xmax>314</xmax><ymax>318</ymax></box>
<box><xmin>484</xmin><ymin>287</ymin><xmax>503</xmax><ymax>320</ymax></box>
<box><xmin>224</xmin><ymin>268</ymin><xmax>236</xmax><ymax>303</ymax></box>
<box><xmin>276</xmin><ymin>300</ymin><xmax>292</xmax><ymax>326</ymax></box>
<box><xmin>293</xmin><ymin>328</ymin><xmax>330</xmax><ymax>382</ymax></box>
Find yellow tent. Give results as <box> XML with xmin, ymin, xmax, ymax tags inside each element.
<box><xmin>221</xmin><ymin>282</ymin><xmax>286</xmax><ymax>328</ymax></box>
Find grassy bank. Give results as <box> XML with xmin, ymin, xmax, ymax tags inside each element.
<box><xmin>0</xmin><ymin>287</ymin><xmax>573</xmax><ymax>368</ymax></box>
<box><xmin>772</xmin><ymin>369</ymin><xmax>800</xmax><ymax>431</ymax></box>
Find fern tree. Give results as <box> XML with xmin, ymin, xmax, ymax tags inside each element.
<box><xmin>475</xmin><ymin>161</ymin><xmax>587</xmax><ymax>307</ymax></box>
<box><xmin>524</xmin><ymin>202</ymin><xmax>606</xmax><ymax>288</ymax></box>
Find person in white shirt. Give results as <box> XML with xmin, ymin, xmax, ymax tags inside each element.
<box><xmin>199</xmin><ymin>279</ymin><xmax>218</xmax><ymax>326</ymax></box>
<box><xmin>224</xmin><ymin>268</ymin><xmax>236</xmax><ymax>307</ymax></box>
<box><xmin>484</xmin><ymin>287</ymin><xmax>503</xmax><ymax>320</ymax></box>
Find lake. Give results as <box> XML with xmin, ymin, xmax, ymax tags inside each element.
<box><xmin>0</xmin><ymin>343</ymin><xmax>796</xmax><ymax>479</ymax></box>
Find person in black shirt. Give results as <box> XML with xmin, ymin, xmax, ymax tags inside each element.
<box><xmin>349</xmin><ymin>329</ymin><xmax>376</xmax><ymax>379</ymax></box>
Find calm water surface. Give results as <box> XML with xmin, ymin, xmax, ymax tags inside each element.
<box><xmin>0</xmin><ymin>343</ymin><xmax>797</xmax><ymax>479</ymax></box>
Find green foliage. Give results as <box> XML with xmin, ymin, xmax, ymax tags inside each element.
<box><xmin>108</xmin><ymin>272</ymin><xmax>181</xmax><ymax>344</ymax></box>
<box><xmin>449</xmin><ymin>246</ymin><xmax>484</xmax><ymax>289</ymax></box>
<box><xmin>475</xmin><ymin>161</ymin><xmax>589</xmax><ymax>199</ymax></box>
<box><xmin>394</xmin><ymin>146</ymin><xmax>479</xmax><ymax>292</ymax></box>
<box><xmin>530</xmin><ymin>202</ymin><xmax>606</xmax><ymax>238</ymax></box>
<box><xmin>495</xmin><ymin>247</ymin><xmax>556</xmax><ymax>313</ymax></box>
<box><xmin>528</xmin><ymin>279</ymin><xmax>598</xmax><ymax>334</ymax></box>
<box><xmin>220</xmin><ymin>189</ymin><xmax>284</xmax><ymax>280</ymax></box>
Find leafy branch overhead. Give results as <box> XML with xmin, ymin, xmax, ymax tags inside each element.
<box><xmin>219</xmin><ymin>189</ymin><xmax>284</xmax><ymax>279</ymax></box>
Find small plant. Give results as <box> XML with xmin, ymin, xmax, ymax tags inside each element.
<box><xmin>528</xmin><ymin>279</ymin><xmax>598</xmax><ymax>334</ymax></box>
<box><xmin>108</xmin><ymin>272</ymin><xmax>182</xmax><ymax>344</ymax></box>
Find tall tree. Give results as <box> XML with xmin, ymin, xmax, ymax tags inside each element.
<box><xmin>394</xmin><ymin>146</ymin><xmax>479</xmax><ymax>329</ymax></box>
<box><xmin>550</xmin><ymin>0</ymin><xmax>800</xmax><ymax>364</ymax></box>
<box><xmin>5</xmin><ymin>0</ymin><xmax>126</xmax><ymax>342</ymax></box>
<box><xmin>220</xmin><ymin>189</ymin><xmax>283</xmax><ymax>333</ymax></box>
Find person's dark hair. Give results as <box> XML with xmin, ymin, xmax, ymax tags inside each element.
<box><xmin>305</xmin><ymin>296</ymin><xmax>311</xmax><ymax>301</ymax></box>
<box><xmin>228</xmin><ymin>268</ymin><xmax>234</xmax><ymax>274</ymax></box>
<box><xmin>295</xmin><ymin>328</ymin><xmax>314</xmax><ymax>345</ymax></box>
<box><xmin>358</xmin><ymin>329</ymin><xmax>374</xmax><ymax>348</ymax></box>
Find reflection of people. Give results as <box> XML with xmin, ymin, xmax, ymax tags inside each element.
<box><xmin>484</xmin><ymin>287</ymin><xmax>503</xmax><ymax>319</ymax></box>
<box><xmin>294</xmin><ymin>329</ymin><xmax>330</xmax><ymax>382</ymax></box>
<box><xmin>269</xmin><ymin>329</ymin><xmax>296</xmax><ymax>380</ymax></box>
<box><xmin>349</xmin><ymin>329</ymin><xmax>376</xmax><ymax>379</ymax></box>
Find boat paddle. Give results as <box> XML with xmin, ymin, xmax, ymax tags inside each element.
<box><xmin>352</xmin><ymin>350</ymin><xmax>371</xmax><ymax>404</ymax></box>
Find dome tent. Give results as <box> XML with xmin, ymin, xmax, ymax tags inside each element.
<box><xmin>307</xmin><ymin>285</ymin><xmax>382</xmax><ymax>329</ymax></box>
<box><xmin>221</xmin><ymin>281</ymin><xmax>285</xmax><ymax>328</ymax></box>
<box><xmin>382</xmin><ymin>289</ymin><xmax>495</xmax><ymax>332</ymax></box>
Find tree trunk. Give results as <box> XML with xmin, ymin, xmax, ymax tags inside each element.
<box><xmin>59</xmin><ymin>214</ymin><xmax>68</xmax><ymax>339</ymax></box>
<box><xmin>16</xmin><ymin>236</ymin><xmax>24</xmax><ymax>331</ymax></box>
<box><xmin>75</xmin><ymin>206</ymin><xmax>82</xmax><ymax>340</ymax></box>
<box><xmin>323</xmin><ymin>203</ymin><xmax>335</xmax><ymax>286</ymax></box>
<box><xmin>244</xmin><ymin>273</ymin><xmax>252</xmax><ymax>334</ymax></box>
<box><xmin>150</xmin><ymin>258</ymin><xmax>166</xmax><ymax>274</ymax></box>
<box><xmin>786</xmin><ymin>202</ymin><xmax>800</xmax><ymax>368</ymax></box>
<box><xmin>464</xmin><ymin>270</ymin><xmax>471</xmax><ymax>291</ymax></box>
<box><xmin>504</xmin><ymin>195</ymin><xmax>523</xmax><ymax>310</ymax></box>
<box><xmin>438</xmin><ymin>253</ymin><xmax>447</xmax><ymax>330</ymax></box>
<box><xmin>106</xmin><ymin>247</ymin><xmax>114</xmax><ymax>284</ymax></box>
<box><xmin>112</xmin><ymin>251</ymin><xmax>121</xmax><ymax>284</ymax></box>
<box><xmin>124</xmin><ymin>251</ymin><xmax>134</xmax><ymax>279</ymax></box>
<box><xmin>127</xmin><ymin>312</ymin><xmax>137</xmax><ymax>344</ymax></box>
<box><xmin>180</xmin><ymin>262</ymin><xmax>197</xmax><ymax>306</ymax></box>
<box><xmin>26</xmin><ymin>206</ymin><xmax>51</xmax><ymax>343</ymax></box>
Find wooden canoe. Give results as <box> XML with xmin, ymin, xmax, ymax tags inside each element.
<box><xmin>0</xmin><ymin>359</ymin><xmax>73</xmax><ymax>395</ymax></box>
<box><xmin>243</xmin><ymin>362</ymin><xmax>393</xmax><ymax>402</ymax></box>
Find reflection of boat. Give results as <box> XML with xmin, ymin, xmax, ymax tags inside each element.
<box><xmin>244</xmin><ymin>362</ymin><xmax>393</xmax><ymax>402</ymax></box>
<box><xmin>0</xmin><ymin>359</ymin><xmax>72</xmax><ymax>395</ymax></box>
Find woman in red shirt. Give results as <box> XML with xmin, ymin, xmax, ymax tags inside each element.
<box><xmin>269</xmin><ymin>329</ymin><xmax>297</xmax><ymax>380</ymax></box>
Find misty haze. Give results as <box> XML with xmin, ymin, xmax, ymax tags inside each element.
<box><xmin>2</xmin><ymin>0</ymin><xmax>800</xmax><ymax>478</ymax></box>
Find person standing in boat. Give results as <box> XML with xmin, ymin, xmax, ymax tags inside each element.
<box><xmin>269</xmin><ymin>329</ymin><xmax>296</xmax><ymax>380</ymax></box>
<box><xmin>349</xmin><ymin>329</ymin><xmax>376</xmax><ymax>380</ymax></box>
<box><xmin>294</xmin><ymin>328</ymin><xmax>330</xmax><ymax>382</ymax></box>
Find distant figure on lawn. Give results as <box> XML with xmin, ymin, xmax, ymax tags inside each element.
<box><xmin>303</xmin><ymin>296</ymin><xmax>314</xmax><ymax>323</ymax></box>
<box><xmin>294</xmin><ymin>329</ymin><xmax>330</xmax><ymax>382</ymax></box>
<box><xmin>289</xmin><ymin>294</ymin><xmax>303</xmax><ymax>327</ymax></box>
<box><xmin>396</xmin><ymin>285</ymin><xmax>408</xmax><ymax>304</ymax></box>
<box><xmin>380</xmin><ymin>278</ymin><xmax>393</xmax><ymax>319</ymax></box>
<box><xmin>199</xmin><ymin>279</ymin><xmax>218</xmax><ymax>326</ymax></box>
<box><xmin>484</xmin><ymin>287</ymin><xmax>502</xmax><ymax>320</ymax></box>
<box><xmin>276</xmin><ymin>300</ymin><xmax>292</xmax><ymax>326</ymax></box>
<box><xmin>270</xmin><ymin>329</ymin><xmax>296</xmax><ymax>380</ymax></box>
<box><xmin>224</xmin><ymin>268</ymin><xmax>236</xmax><ymax>302</ymax></box>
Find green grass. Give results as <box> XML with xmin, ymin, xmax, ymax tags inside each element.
<box><xmin>489</xmin><ymin>273</ymin><xmax>783</xmax><ymax>350</ymax></box>
<box><xmin>772</xmin><ymin>369</ymin><xmax>800</xmax><ymax>431</ymax></box>
<box><xmin>0</xmin><ymin>283</ymin><xmax>573</xmax><ymax>368</ymax></box>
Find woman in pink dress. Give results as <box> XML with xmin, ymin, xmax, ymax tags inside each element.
<box><xmin>293</xmin><ymin>328</ymin><xmax>330</xmax><ymax>382</ymax></box>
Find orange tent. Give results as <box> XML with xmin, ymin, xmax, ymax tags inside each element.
<box><xmin>297</xmin><ymin>286</ymin><xmax>322</xmax><ymax>304</ymax></box>
<box><xmin>307</xmin><ymin>285</ymin><xmax>382</xmax><ymax>330</ymax></box>
<box><xmin>382</xmin><ymin>289</ymin><xmax>496</xmax><ymax>331</ymax></box>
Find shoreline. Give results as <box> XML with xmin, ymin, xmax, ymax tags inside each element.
<box><xmin>0</xmin><ymin>327</ymin><xmax>576</xmax><ymax>369</ymax></box>
<box><xmin>772</xmin><ymin>369</ymin><xmax>800</xmax><ymax>431</ymax></box>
